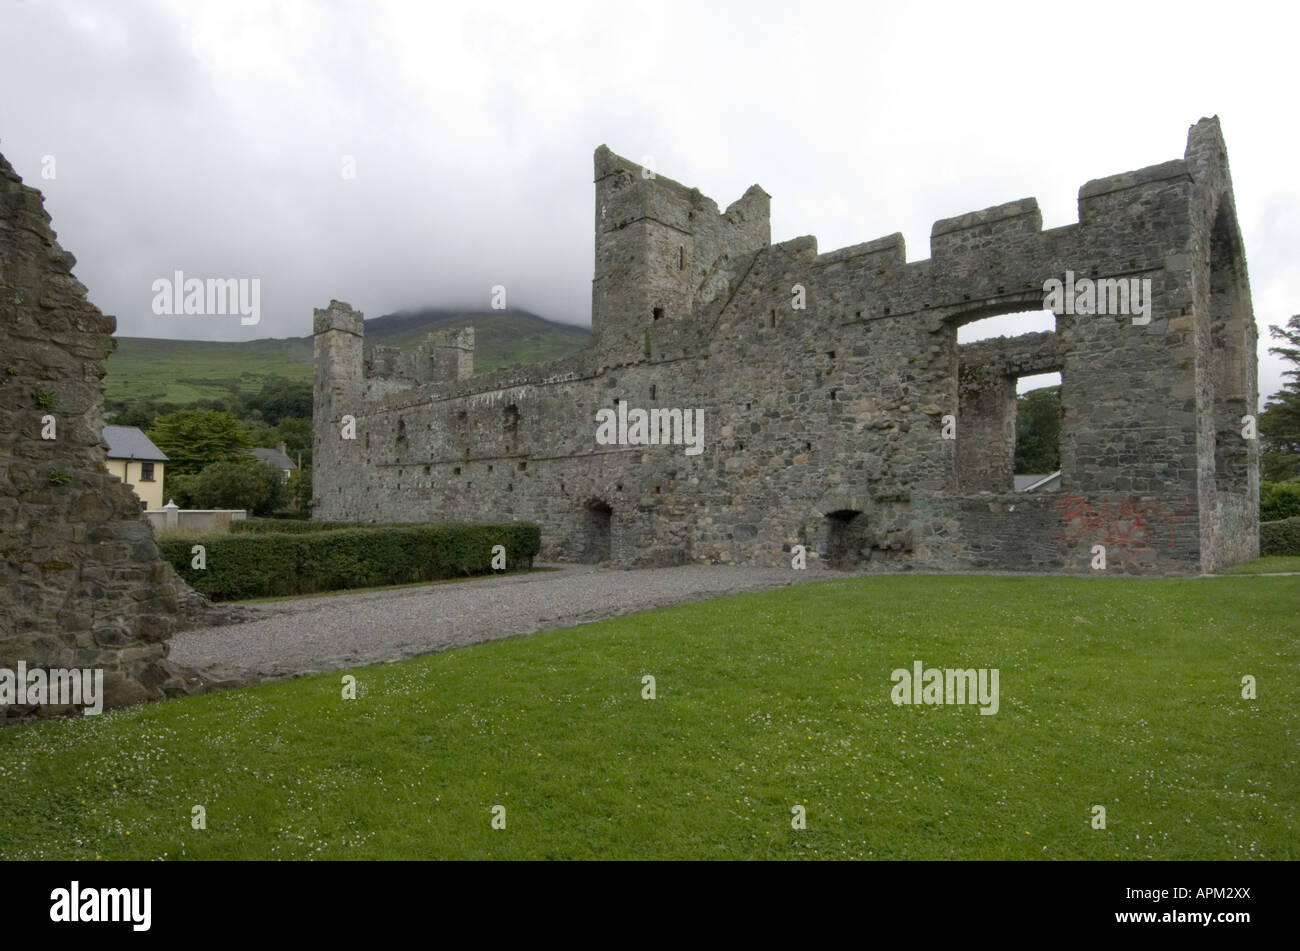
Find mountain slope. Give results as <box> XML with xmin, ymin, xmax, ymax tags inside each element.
<box><xmin>106</xmin><ymin>308</ymin><xmax>590</xmax><ymax>404</ymax></box>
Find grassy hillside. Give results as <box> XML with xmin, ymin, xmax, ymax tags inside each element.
<box><xmin>105</xmin><ymin>337</ymin><xmax>315</xmax><ymax>404</ymax></box>
<box><xmin>105</xmin><ymin>308</ymin><xmax>590</xmax><ymax>405</ymax></box>
<box><xmin>365</xmin><ymin>308</ymin><xmax>590</xmax><ymax>369</ymax></box>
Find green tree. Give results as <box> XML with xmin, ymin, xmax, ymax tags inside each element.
<box><xmin>162</xmin><ymin>471</ymin><xmax>197</xmax><ymax>508</ymax></box>
<box><xmin>239</xmin><ymin>417</ymin><xmax>311</xmax><ymax>463</ymax></box>
<box><xmin>244</xmin><ymin>377</ymin><xmax>313</xmax><ymax>426</ymax></box>
<box><xmin>148</xmin><ymin>409</ymin><xmax>250</xmax><ymax>476</ymax></box>
<box><xmin>1260</xmin><ymin>315</ymin><xmax>1300</xmax><ymax>481</ymax></box>
<box><xmin>289</xmin><ymin>464</ymin><xmax>313</xmax><ymax>515</ymax></box>
<box><xmin>1260</xmin><ymin>481</ymin><xmax>1300</xmax><ymax>521</ymax></box>
<box><xmin>1014</xmin><ymin>385</ymin><xmax>1061</xmax><ymax>473</ymax></box>
<box><xmin>190</xmin><ymin>456</ymin><xmax>283</xmax><ymax>515</ymax></box>
<box><xmin>241</xmin><ymin>419</ymin><xmax>279</xmax><ymax>451</ymax></box>
<box><xmin>105</xmin><ymin>398</ymin><xmax>165</xmax><ymax>431</ymax></box>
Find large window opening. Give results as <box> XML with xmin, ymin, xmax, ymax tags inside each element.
<box><xmin>957</xmin><ymin>310</ymin><xmax>1056</xmax><ymax>344</ymax></box>
<box><xmin>1013</xmin><ymin>372</ymin><xmax>1061</xmax><ymax>491</ymax></box>
<box><xmin>954</xmin><ymin>309</ymin><xmax>1061</xmax><ymax>492</ymax></box>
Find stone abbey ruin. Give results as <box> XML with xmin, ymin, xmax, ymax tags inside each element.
<box><xmin>0</xmin><ymin>117</ymin><xmax>1262</xmax><ymax>714</ymax></box>
<box><xmin>0</xmin><ymin>146</ymin><xmax>199</xmax><ymax>716</ymax></box>
<box><xmin>314</xmin><ymin>117</ymin><xmax>1258</xmax><ymax>574</ymax></box>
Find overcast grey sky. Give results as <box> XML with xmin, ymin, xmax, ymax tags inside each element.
<box><xmin>1</xmin><ymin>0</ymin><xmax>1295</xmax><ymax>403</ymax></box>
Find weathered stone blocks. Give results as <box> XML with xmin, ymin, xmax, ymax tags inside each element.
<box><xmin>314</xmin><ymin>118</ymin><xmax>1257</xmax><ymax>576</ymax></box>
<box><xmin>0</xmin><ymin>144</ymin><xmax>195</xmax><ymax>718</ymax></box>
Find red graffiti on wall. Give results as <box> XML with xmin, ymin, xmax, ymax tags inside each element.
<box><xmin>1054</xmin><ymin>496</ymin><xmax>1192</xmax><ymax>563</ymax></box>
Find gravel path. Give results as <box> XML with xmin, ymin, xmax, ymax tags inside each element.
<box><xmin>168</xmin><ymin>563</ymin><xmax>827</xmax><ymax>685</ymax></box>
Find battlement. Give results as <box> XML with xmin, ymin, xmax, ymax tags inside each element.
<box><xmin>313</xmin><ymin>299</ymin><xmax>364</xmax><ymax>336</ymax></box>
<box><xmin>818</xmin><ymin>232</ymin><xmax>904</xmax><ymax>267</ymax></box>
<box><xmin>315</xmin><ymin>303</ymin><xmax>477</xmax><ymax>397</ymax></box>
<box><xmin>586</xmin><ymin>120</ymin><xmax>1243</xmax><ymax>364</ymax></box>
<box><xmin>591</xmin><ymin>147</ymin><xmax>770</xmax><ymax>249</ymax></box>
<box><xmin>931</xmin><ymin>198</ymin><xmax>1043</xmax><ymax>258</ymax></box>
<box><xmin>591</xmin><ymin>147</ymin><xmax>771</xmax><ymax>363</ymax></box>
<box><xmin>313</xmin><ymin>117</ymin><xmax>1256</xmax><ymax>576</ymax></box>
<box><xmin>593</xmin><ymin>145</ymin><xmax>710</xmax><ymax>221</ymax></box>
<box><xmin>363</xmin><ymin>328</ymin><xmax>475</xmax><ymax>385</ymax></box>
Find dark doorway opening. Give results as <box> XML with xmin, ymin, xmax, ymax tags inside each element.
<box><xmin>580</xmin><ymin>499</ymin><xmax>612</xmax><ymax>563</ymax></box>
<box><xmin>824</xmin><ymin>509</ymin><xmax>870</xmax><ymax>568</ymax></box>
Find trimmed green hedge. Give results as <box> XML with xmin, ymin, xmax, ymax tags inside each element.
<box><xmin>232</xmin><ymin>517</ymin><xmax>443</xmax><ymax>534</ymax></box>
<box><xmin>1260</xmin><ymin>517</ymin><xmax>1300</xmax><ymax>557</ymax></box>
<box><xmin>161</xmin><ymin>522</ymin><xmax>541</xmax><ymax>601</ymax></box>
<box><xmin>232</xmin><ymin>517</ymin><xmax>354</xmax><ymax>534</ymax></box>
<box><xmin>1260</xmin><ymin>482</ymin><xmax>1300</xmax><ymax>522</ymax></box>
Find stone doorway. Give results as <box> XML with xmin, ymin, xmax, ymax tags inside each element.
<box><xmin>823</xmin><ymin>509</ymin><xmax>871</xmax><ymax>568</ymax></box>
<box><xmin>580</xmin><ymin>499</ymin><xmax>612</xmax><ymax>563</ymax></box>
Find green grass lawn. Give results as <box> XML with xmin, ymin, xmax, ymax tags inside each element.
<box><xmin>1</xmin><ymin>574</ymin><xmax>1295</xmax><ymax>860</ymax></box>
<box><xmin>1225</xmin><ymin>555</ymin><xmax>1300</xmax><ymax>575</ymax></box>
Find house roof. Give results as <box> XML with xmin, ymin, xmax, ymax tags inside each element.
<box><xmin>249</xmin><ymin>447</ymin><xmax>297</xmax><ymax>470</ymax></box>
<box><xmin>102</xmin><ymin>425</ymin><xmax>168</xmax><ymax>462</ymax></box>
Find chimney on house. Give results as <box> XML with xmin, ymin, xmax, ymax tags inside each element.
<box><xmin>277</xmin><ymin>441</ymin><xmax>286</xmax><ymax>456</ymax></box>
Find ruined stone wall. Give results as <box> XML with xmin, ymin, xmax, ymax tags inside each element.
<box><xmin>0</xmin><ymin>147</ymin><xmax>190</xmax><ymax>716</ymax></box>
<box><xmin>1185</xmin><ymin>123</ymin><xmax>1260</xmax><ymax>572</ymax></box>
<box><xmin>314</xmin><ymin>118</ymin><xmax>1258</xmax><ymax>576</ymax></box>
<box><xmin>592</xmin><ymin>146</ymin><xmax>770</xmax><ymax>365</ymax></box>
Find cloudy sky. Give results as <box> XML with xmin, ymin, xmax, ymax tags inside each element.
<box><xmin>1</xmin><ymin>0</ymin><xmax>1295</xmax><ymax>403</ymax></box>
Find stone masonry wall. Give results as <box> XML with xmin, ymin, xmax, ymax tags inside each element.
<box><xmin>0</xmin><ymin>146</ymin><xmax>192</xmax><ymax>717</ymax></box>
<box><xmin>313</xmin><ymin>118</ymin><xmax>1258</xmax><ymax>576</ymax></box>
